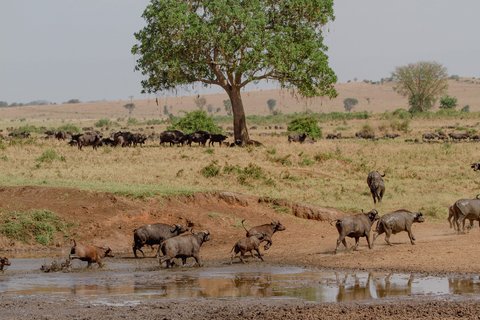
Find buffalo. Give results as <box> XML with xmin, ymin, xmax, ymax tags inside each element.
<box><xmin>158</xmin><ymin>230</ymin><xmax>210</xmax><ymax>268</ymax></box>
<box><xmin>0</xmin><ymin>257</ymin><xmax>11</xmax><ymax>271</ymax></box>
<box><xmin>373</xmin><ymin>210</ymin><xmax>425</xmax><ymax>245</ymax></box>
<box><xmin>471</xmin><ymin>162</ymin><xmax>480</xmax><ymax>171</ymax></box>
<box><xmin>209</xmin><ymin>134</ymin><xmax>228</xmax><ymax>147</ymax></box>
<box><xmin>334</xmin><ymin>209</ymin><xmax>379</xmax><ymax>254</ymax></box>
<box><xmin>367</xmin><ymin>171</ymin><xmax>385</xmax><ymax>204</ymax></box>
<box><xmin>186</xmin><ymin>130</ymin><xmax>211</xmax><ymax>147</ymax></box>
<box><xmin>288</xmin><ymin>133</ymin><xmax>307</xmax><ymax>143</ymax></box>
<box><xmin>230</xmin><ymin>233</ymin><xmax>266</xmax><ymax>264</ymax></box>
<box><xmin>78</xmin><ymin>132</ymin><xmax>102</xmax><ymax>150</ymax></box>
<box><xmin>69</xmin><ymin>240</ymin><xmax>114</xmax><ymax>268</ymax></box>
<box><xmin>133</xmin><ymin>223</ymin><xmax>188</xmax><ymax>258</ymax></box>
<box><xmin>242</xmin><ymin>220</ymin><xmax>285</xmax><ymax>250</ymax></box>
<box><xmin>160</xmin><ymin>130</ymin><xmax>185</xmax><ymax>146</ymax></box>
<box><xmin>452</xmin><ymin>198</ymin><xmax>480</xmax><ymax>233</ymax></box>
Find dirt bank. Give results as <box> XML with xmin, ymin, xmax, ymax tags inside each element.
<box><xmin>0</xmin><ymin>186</ymin><xmax>479</xmax><ymax>274</ymax></box>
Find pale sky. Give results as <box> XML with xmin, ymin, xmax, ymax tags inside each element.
<box><xmin>1</xmin><ymin>0</ymin><xmax>479</xmax><ymax>104</ymax></box>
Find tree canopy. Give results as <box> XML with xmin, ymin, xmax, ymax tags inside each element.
<box><xmin>391</xmin><ymin>61</ymin><xmax>448</xmax><ymax>113</ymax></box>
<box><xmin>132</xmin><ymin>0</ymin><xmax>337</xmax><ymax>143</ymax></box>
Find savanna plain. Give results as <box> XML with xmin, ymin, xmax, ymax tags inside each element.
<box><xmin>2</xmin><ymin>80</ymin><xmax>480</xmax><ymax>319</ymax></box>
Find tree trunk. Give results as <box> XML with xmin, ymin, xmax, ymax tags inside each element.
<box><xmin>227</xmin><ymin>86</ymin><xmax>250</xmax><ymax>145</ymax></box>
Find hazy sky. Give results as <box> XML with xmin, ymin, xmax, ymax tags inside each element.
<box><xmin>1</xmin><ymin>0</ymin><xmax>479</xmax><ymax>103</ymax></box>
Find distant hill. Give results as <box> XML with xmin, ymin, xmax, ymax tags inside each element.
<box><xmin>1</xmin><ymin>78</ymin><xmax>479</xmax><ymax>121</ymax></box>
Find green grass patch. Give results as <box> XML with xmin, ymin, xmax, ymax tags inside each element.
<box><xmin>36</xmin><ymin>149</ymin><xmax>65</xmax><ymax>164</ymax></box>
<box><xmin>0</xmin><ymin>209</ymin><xmax>71</xmax><ymax>245</ymax></box>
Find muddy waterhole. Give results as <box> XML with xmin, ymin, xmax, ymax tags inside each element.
<box><xmin>2</xmin><ymin>258</ymin><xmax>480</xmax><ymax>306</ymax></box>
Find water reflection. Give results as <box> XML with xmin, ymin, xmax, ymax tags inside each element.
<box><xmin>2</xmin><ymin>259</ymin><xmax>480</xmax><ymax>303</ymax></box>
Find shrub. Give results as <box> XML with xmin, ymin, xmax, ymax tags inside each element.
<box><xmin>36</xmin><ymin>149</ymin><xmax>65</xmax><ymax>164</ymax></box>
<box><xmin>439</xmin><ymin>95</ymin><xmax>458</xmax><ymax>109</ymax></box>
<box><xmin>287</xmin><ymin>116</ymin><xmax>322</xmax><ymax>139</ymax></box>
<box><xmin>461</xmin><ymin>105</ymin><xmax>470</xmax><ymax>113</ymax></box>
<box><xmin>57</xmin><ymin>123</ymin><xmax>80</xmax><ymax>133</ymax></box>
<box><xmin>127</xmin><ymin>117</ymin><xmax>139</xmax><ymax>125</ymax></box>
<box><xmin>95</xmin><ymin>118</ymin><xmax>113</xmax><ymax>128</ymax></box>
<box><xmin>200</xmin><ymin>160</ymin><xmax>221</xmax><ymax>178</ymax></box>
<box><xmin>0</xmin><ymin>209</ymin><xmax>70</xmax><ymax>245</ymax></box>
<box><xmin>168</xmin><ymin>110</ymin><xmax>222</xmax><ymax>134</ymax></box>
<box><xmin>358</xmin><ymin>123</ymin><xmax>375</xmax><ymax>137</ymax></box>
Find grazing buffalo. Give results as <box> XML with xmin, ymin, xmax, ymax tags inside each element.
<box><xmin>384</xmin><ymin>133</ymin><xmax>400</xmax><ymax>139</ymax></box>
<box><xmin>55</xmin><ymin>131</ymin><xmax>71</xmax><ymax>140</ymax></box>
<box><xmin>334</xmin><ymin>209</ymin><xmax>379</xmax><ymax>254</ymax></box>
<box><xmin>242</xmin><ymin>220</ymin><xmax>286</xmax><ymax>250</ymax></box>
<box><xmin>0</xmin><ymin>257</ymin><xmax>11</xmax><ymax>271</ymax></box>
<box><xmin>160</xmin><ymin>130</ymin><xmax>185</xmax><ymax>146</ymax></box>
<box><xmin>101</xmin><ymin>137</ymin><xmax>115</xmax><ymax>146</ymax></box>
<box><xmin>471</xmin><ymin>162</ymin><xmax>480</xmax><ymax>171</ymax></box>
<box><xmin>367</xmin><ymin>171</ymin><xmax>385</xmax><ymax>204</ymax></box>
<box><xmin>186</xmin><ymin>130</ymin><xmax>211</xmax><ymax>146</ymax></box>
<box><xmin>449</xmin><ymin>132</ymin><xmax>470</xmax><ymax>141</ymax></box>
<box><xmin>355</xmin><ymin>131</ymin><xmax>375</xmax><ymax>140</ymax></box>
<box><xmin>452</xmin><ymin>198</ymin><xmax>480</xmax><ymax>233</ymax></box>
<box><xmin>209</xmin><ymin>134</ymin><xmax>228</xmax><ymax>147</ymax></box>
<box><xmin>69</xmin><ymin>240</ymin><xmax>114</xmax><ymax>268</ymax></box>
<box><xmin>230</xmin><ymin>233</ymin><xmax>266</xmax><ymax>264</ymax></box>
<box><xmin>288</xmin><ymin>133</ymin><xmax>307</xmax><ymax>143</ymax></box>
<box><xmin>158</xmin><ymin>230</ymin><xmax>210</xmax><ymax>268</ymax></box>
<box><xmin>373</xmin><ymin>210</ymin><xmax>425</xmax><ymax>245</ymax></box>
<box><xmin>78</xmin><ymin>132</ymin><xmax>102</xmax><ymax>150</ymax></box>
<box><xmin>326</xmin><ymin>133</ymin><xmax>342</xmax><ymax>139</ymax></box>
<box><xmin>422</xmin><ymin>132</ymin><xmax>438</xmax><ymax>142</ymax></box>
<box><xmin>132</xmin><ymin>223</ymin><xmax>188</xmax><ymax>258</ymax></box>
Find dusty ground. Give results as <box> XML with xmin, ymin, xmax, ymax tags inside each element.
<box><xmin>1</xmin><ymin>186</ymin><xmax>480</xmax><ymax>319</ymax></box>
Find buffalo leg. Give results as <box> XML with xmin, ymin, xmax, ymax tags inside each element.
<box><xmin>407</xmin><ymin>227</ymin><xmax>415</xmax><ymax>245</ymax></box>
<box><xmin>193</xmin><ymin>254</ymin><xmax>202</xmax><ymax>267</ymax></box>
<box><xmin>335</xmin><ymin>236</ymin><xmax>347</xmax><ymax>254</ymax></box>
<box><xmin>384</xmin><ymin>229</ymin><xmax>392</xmax><ymax>245</ymax></box>
<box><xmin>255</xmin><ymin>249</ymin><xmax>264</xmax><ymax>261</ymax></box>
<box><xmin>239</xmin><ymin>253</ymin><xmax>246</xmax><ymax>264</ymax></box>
<box><xmin>352</xmin><ymin>237</ymin><xmax>360</xmax><ymax>250</ymax></box>
<box><xmin>366</xmin><ymin>233</ymin><xmax>372</xmax><ymax>249</ymax></box>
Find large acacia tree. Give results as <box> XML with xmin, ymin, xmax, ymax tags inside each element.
<box><xmin>132</xmin><ymin>0</ymin><xmax>337</xmax><ymax>144</ymax></box>
<box><xmin>392</xmin><ymin>61</ymin><xmax>448</xmax><ymax>113</ymax></box>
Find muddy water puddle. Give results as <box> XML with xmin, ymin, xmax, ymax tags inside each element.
<box><xmin>1</xmin><ymin>258</ymin><xmax>480</xmax><ymax>304</ymax></box>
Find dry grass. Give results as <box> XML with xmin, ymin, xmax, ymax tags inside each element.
<box><xmin>1</xmin><ymin>122</ymin><xmax>479</xmax><ymax>220</ymax></box>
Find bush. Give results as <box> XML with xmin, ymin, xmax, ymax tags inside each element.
<box><xmin>57</xmin><ymin>123</ymin><xmax>80</xmax><ymax>133</ymax></box>
<box><xmin>127</xmin><ymin>117</ymin><xmax>139</xmax><ymax>125</ymax></box>
<box><xmin>200</xmin><ymin>160</ymin><xmax>221</xmax><ymax>178</ymax></box>
<box><xmin>287</xmin><ymin>116</ymin><xmax>322</xmax><ymax>139</ymax></box>
<box><xmin>0</xmin><ymin>210</ymin><xmax>70</xmax><ymax>245</ymax></box>
<box><xmin>168</xmin><ymin>110</ymin><xmax>222</xmax><ymax>134</ymax></box>
<box><xmin>94</xmin><ymin>118</ymin><xmax>113</xmax><ymax>128</ymax></box>
<box><xmin>439</xmin><ymin>95</ymin><xmax>458</xmax><ymax>109</ymax></box>
<box><xmin>36</xmin><ymin>149</ymin><xmax>65</xmax><ymax>164</ymax></box>
<box><xmin>359</xmin><ymin>123</ymin><xmax>375</xmax><ymax>137</ymax></box>
<box><xmin>461</xmin><ymin>105</ymin><xmax>470</xmax><ymax>113</ymax></box>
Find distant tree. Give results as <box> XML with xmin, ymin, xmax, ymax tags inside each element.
<box><xmin>439</xmin><ymin>95</ymin><xmax>458</xmax><ymax>109</ymax></box>
<box><xmin>65</xmin><ymin>99</ymin><xmax>80</xmax><ymax>104</ymax></box>
<box><xmin>206</xmin><ymin>104</ymin><xmax>214</xmax><ymax>114</ymax></box>
<box><xmin>267</xmin><ymin>99</ymin><xmax>277</xmax><ymax>114</ymax></box>
<box><xmin>194</xmin><ymin>95</ymin><xmax>207</xmax><ymax>110</ymax></box>
<box><xmin>215</xmin><ymin>107</ymin><xmax>221</xmax><ymax>113</ymax></box>
<box><xmin>223</xmin><ymin>99</ymin><xmax>232</xmax><ymax>116</ymax></box>
<box><xmin>343</xmin><ymin>98</ymin><xmax>358</xmax><ymax>112</ymax></box>
<box><xmin>392</xmin><ymin>61</ymin><xmax>448</xmax><ymax>113</ymax></box>
<box><xmin>123</xmin><ymin>103</ymin><xmax>136</xmax><ymax>116</ymax></box>
<box><xmin>0</xmin><ymin>101</ymin><xmax>8</xmax><ymax>107</ymax></box>
<box><xmin>132</xmin><ymin>0</ymin><xmax>337</xmax><ymax>144</ymax></box>
<box><xmin>163</xmin><ymin>105</ymin><xmax>170</xmax><ymax>116</ymax></box>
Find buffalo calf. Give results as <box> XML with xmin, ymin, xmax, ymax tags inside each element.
<box><xmin>69</xmin><ymin>240</ymin><xmax>114</xmax><ymax>268</ymax></box>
